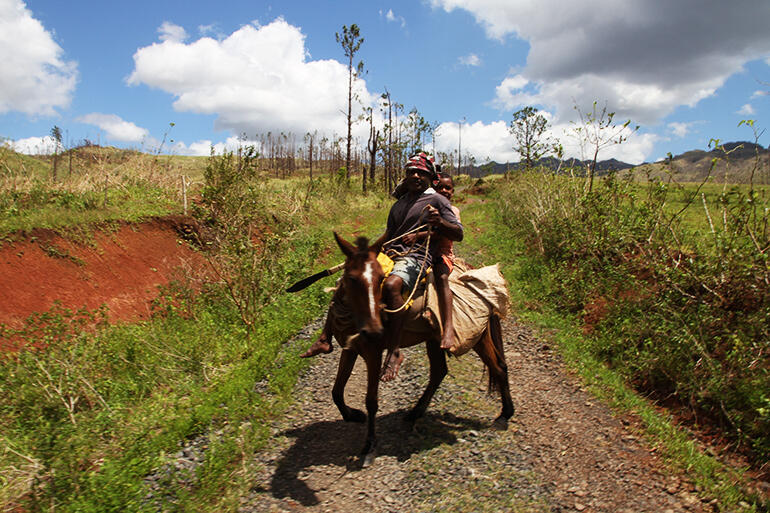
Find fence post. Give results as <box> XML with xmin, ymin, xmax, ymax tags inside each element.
<box><xmin>182</xmin><ymin>175</ymin><xmax>188</xmax><ymax>215</ymax></box>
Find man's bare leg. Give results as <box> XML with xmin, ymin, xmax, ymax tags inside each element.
<box><xmin>381</xmin><ymin>348</ymin><xmax>404</xmax><ymax>381</ymax></box>
<box><xmin>381</xmin><ymin>274</ymin><xmax>407</xmax><ymax>382</ymax></box>
<box><xmin>300</xmin><ymin>305</ymin><xmax>335</xmax><ymax>358</ymax></box>
<box><xmin>300</xmin><ymin>330</ymin><xmax>333</xmax><ymax>358</ymax></box>
<box><xmin>435</xmin><ymin>264</ymin><xmax>455</xmax><ymax>351</ymax></box>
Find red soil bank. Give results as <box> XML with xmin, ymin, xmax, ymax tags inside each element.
<box><xmin>0</xmin><ymin>217</ymin><xmax>206</xmax><ymax>334</ymax></box>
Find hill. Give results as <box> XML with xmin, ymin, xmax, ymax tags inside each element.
<box><xmin>466</xmin><ymin>141</ymin><xmax>770</xmax><ymax>184</ymax></box>
<box><xmin>634</xmin><ymin>141</ymin><xmax>770</xmax><ymax>183</ymax></box>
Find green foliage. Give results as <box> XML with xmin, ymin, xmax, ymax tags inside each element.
<box><xmin>0</xmin><ymin>161</ymin><xmax>388</xmax><ymax>510</ymax></box>
<box><xmin>509</xmin><ymin>106</ymin><xmax>558</xmax><ymax>170</ymax></box>
<box><xmin>461</xmin><ymin>191</ymin><xmax>766</xmax><ymax>512</ymax></box>
<box><xmin>492</xmin><ymin>162</ymin><xmax>770</xmax><ymax>465</ymax></box>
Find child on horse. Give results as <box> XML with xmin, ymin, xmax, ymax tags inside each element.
<box><xmin>399</xmin><ymin>171</ymin><xmax>460</xmax><ymax>353</ymax></box>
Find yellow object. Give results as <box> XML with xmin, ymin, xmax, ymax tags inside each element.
<box><xmin>377</xmin><ymin>252</ymin><xmax>394</xmax><ymax>275</ymax></box>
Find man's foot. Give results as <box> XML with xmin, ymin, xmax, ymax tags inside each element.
<box><xmin>300</xmin><ymin>337</ymin><xmax>333</xmax><ymax>358</ymax></box>
<box><xmin>381</xmin><ymin>350</ymin><xmax>405</xmax><ymax>382</ymax></box>
<box><xmin>440</xmin><ymin>333</ymin><xmax>455</xmax><ymax>351</ymax></box>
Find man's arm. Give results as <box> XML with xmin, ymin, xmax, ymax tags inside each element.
<box><xmin>426</xmin><ymin>204</ymin><xmax>463</xmax><ymax>241</ymax></box>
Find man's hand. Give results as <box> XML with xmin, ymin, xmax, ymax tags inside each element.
<box><xmin>403</xmin><ymin>232</ymin><xmax>418</xmax><ymax>245</ymax></box>
<box><xmin>426</xmin><ymin>205</ymin><xmax>442</xmax><ymax>227</ymax></box>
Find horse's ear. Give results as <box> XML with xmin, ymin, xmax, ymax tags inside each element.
<box><xmin>369</xmin><ymin>232</ymin><xmax>388</xmax><ymax>255</ymax></box>
<box><xmin>334</xmin><ymin>231</ymin><xmax>356</xmax><ymax>258</ymax></box>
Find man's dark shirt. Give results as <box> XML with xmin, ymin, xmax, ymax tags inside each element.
<box><xmin>385</xmin><ymin>188</ymin><xmax>462</xmax><ymax>264</ymax></box>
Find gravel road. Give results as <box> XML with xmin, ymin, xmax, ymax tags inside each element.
<box><xmin>236</xmin><ymin>316</ymin><xmax>716</xmax><ymax>513</ymax></box>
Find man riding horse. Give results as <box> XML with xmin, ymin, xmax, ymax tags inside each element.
<box><xmin>302</xmin><ymin>152</ymin><xmax>463</xmax><ymax>381</ymax></box>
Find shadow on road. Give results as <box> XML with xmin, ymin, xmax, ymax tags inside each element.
<box><xmin>263</xmin><ymin>409</ymin><xmax>488</xmax><ymax>506</ymax></box>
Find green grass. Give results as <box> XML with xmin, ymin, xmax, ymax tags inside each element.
<box><xmin>457</xmin><ymin>193</ymin><xmax>766</xmax><ymax>513</ymax></box>
<box><xmin>0</xmin><ymin>146</ymin><xmax>213</xmax><ymax>237</ymax></box>
<box><xmin>0</xmin><ymin>170</ymin><xmax>389</xmax><ymax>511</ymax></box>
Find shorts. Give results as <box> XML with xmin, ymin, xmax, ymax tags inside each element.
<box><xmin>390</xmin><ymin>256</ymin><xmax>424</xmax><ymax>292</ymax></box>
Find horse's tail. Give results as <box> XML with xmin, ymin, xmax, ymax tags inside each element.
<box><xmin>485</xmin><ymin>313</ymin><xmax>507</xmax><ymax>394</ymax></box>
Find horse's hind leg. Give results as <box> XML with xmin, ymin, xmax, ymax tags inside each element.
<box><xmin>406</xmin><ymin>338</ymin><xmax>448</xmax><ymax>423</ymax></box>
<box><xmin>333</xmin><ymin>349</ymin><xmax>366</xmax><ymax>423</ymax></box>
<box><xmin>474</xmin><ymin>316</ymin><xmax>514</xmax><ymax>429</ymax></box>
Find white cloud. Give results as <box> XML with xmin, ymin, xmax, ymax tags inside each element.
<box><xmin>431</xmin><ymin>116</ymin><xmax>656</xmax><ymax>166</ymax></box>
<box><xmin>0</xmin><ymin>0</ymin><xmax>77</xmax><ymax>116</ymax></box>
<box><xmin>128</xmin><ymin>18</ymin><xmax>375</xmax><ymax>139</ymax></box>
<box><xmin>382</xmin><ymin>9</ymin><xmax>406</xmax><ymax>27</ymax></box>
<box><xmin>5</xmin><ymin>135</ymin><xmax>61</xmax><ymax>155</ymax></box>
<box><xmin>77</xmin><ymin>113</ymin><xmax>149</xmax><ymax>142</ymax></box>
<box><xmin>433</xmin><ymin>120</ymin><xmax>517</xmax><ymax>164</ymax></box>
<box><xmin>171</xmin><ymin>137</ymin><xmax>243</xmax><ymax>156</ymax></box>
<box><xmin>459</xmin><ymin>53</ymin><xmax>481</xmax><ymax>67</ymax></box>
<box><xmin>668</xmin><ymin>122</ymin><xmax>694</xmax><ymax>138</ymax></box>
<box><xmin>198</xmin><ymin>24</ymin><xmax>218</xmax><ymax>37</ymax></box>
<box><xmin>158</xmin><ymin>21</ymin><xmax>187</xmax><ymax>43</ymax></box>
<box><xmin>432</xmin><ymin>0</ymin><xmax>770</xmax><ymax>126</ymax></box>
<box><xmin>737</xmin><ymin>103</ymin><xmax>755</xmax><ymax>116</ymax></box>
<box><xmin>751</xmin><ymin>90</ymin><xmax>768</xmax><ymax>99</ymax></box>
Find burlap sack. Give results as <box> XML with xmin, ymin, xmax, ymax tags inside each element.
<box><xmin>409</xmin><ymin>263</ymin><xmax>509</xmax><ymax>356</ymax></box>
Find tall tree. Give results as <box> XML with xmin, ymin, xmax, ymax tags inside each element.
<box><xmin>509</xmin><ymin>106</ymin><xmax>553</xmax><ymax>171</ymax></box>
<box><xmin>365</xmin><ymin>107</ymin><xmax>378</xmax><ymax>193</ymax></box>
<box><xmin>336</xmin><ymin>24</ymin><xmax>364</xmax><ymax>180</ymax></box>
<box><xmin>572</xmin><ymin>101</ymin><xmax>637</xmax><ymax>193</ymax></box>
<box><xmin>50</xmin><ymin>125</ymin><xmax>62</xmax><ymax>181</ymax></box>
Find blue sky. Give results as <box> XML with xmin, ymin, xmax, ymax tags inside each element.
<box><xmin>1</xmin><ymin>0</ymin><xmax>769</xmax><ymax>165</ymax></box>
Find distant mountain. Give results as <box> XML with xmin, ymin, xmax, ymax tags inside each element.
<box><xmin>464</xmin><ymin>155</ymin><xmax>636</xmax><ymax>178</ymax></box>
<box><xmin>465</xmin><ymin>141</ymin><xmax>769</xmax><ymax>184</ymax></box>
<box><xmin>636</xmin><ymin>141</ymin><xmax>769</xmax><ymax>183</ymax></box>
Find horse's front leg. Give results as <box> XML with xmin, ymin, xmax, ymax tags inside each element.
<box><xmin>361</xmin><ymin>348</ymin><xmax>383</xmax><ymax>467</ymax></box>
<box><xmin>332</xmin><ymin>349</ymin><xmax>366</xmax><ymax>423</ymax></box>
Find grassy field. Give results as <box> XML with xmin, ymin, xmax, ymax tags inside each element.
<box><xmin>458</xmin><ymin>170</ymin><xmax>768</xmax><ymax>511</ymax></box>
<box><xmin>0</xmin><ymin>148</ymin><xmax>391</xmax><ymax>511</ymax></box>
<box><xmin>0</xmin><ymin>146</ymin><xmax>211</xmax><ymax>236</ymax></box>
<box><xmin>462</xmin><ymin>180</ymin><xmax>768</xmax><ymax>511</ymax></box>
<box><xmin>1</xmin><ymin>147</ymin><xmax>767</xmax><ymax>511</ymax></box>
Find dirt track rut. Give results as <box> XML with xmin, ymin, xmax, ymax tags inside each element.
<box><xmin>237</xmin><ymin>317</ymin><xmax>714</xmax><ymax>513</ymax></box>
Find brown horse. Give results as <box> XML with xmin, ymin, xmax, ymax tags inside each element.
<box><xmin>329</xmin><ymin>232</ymin><xmax>514</xmax><ymax>466</ymax></box>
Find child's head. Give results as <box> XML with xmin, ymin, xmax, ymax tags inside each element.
<box><xmin>435</xmin><ymin>172</ymin><xmax>454</xmax><ymax>201</ymax></box>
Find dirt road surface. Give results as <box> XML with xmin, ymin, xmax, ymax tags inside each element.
<box><xmin>238</xmin><ymin>317</ymin><xmax>714</xmax><ymax>513</ymax></box>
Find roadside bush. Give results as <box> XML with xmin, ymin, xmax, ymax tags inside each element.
<box><xmin>495</xmin><ymin>161</ymin><xmax>770</xmax><ymax>462</ymax></box>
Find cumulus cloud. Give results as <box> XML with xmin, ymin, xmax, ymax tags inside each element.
<box><xmin>170</xmin><ymin>136</ymin><xmax>254</xmax><ymax>157</ymax></box>
<box><xmin>669</xmin><ymin>121</ymin><xmax>695</xmax><ymax>138</ymax></box>
<box><xmin>5</xmin><ymin>135</ymin><xmax>61</xmax><ymax>155</ymax></box>
<box><xmin>737</xmin><ymin>104</ymin><xmax>755</xmax><ymax>116</ymax></box>
<box><xmin>128</xmin><ymin>18</ymin><xmax>374</xmax><ymax>139</ymax></box>
<box><xmin>0</xmin><ymin>0</ymin><xmax>77</xmax><ymax>116</ymax></box>
<box><xmin>77</xmin><ymin>113</ymin><xmax>149</xmax><ymax>142</ymax></box>
<box><xmin>382</xmin><ymin>9</ymin><xmax>406</xmax><ymax>27</ymax></box>
<box><xmin>158</xmin><ymin>21</ymin><xmax>187</xmax><ymax>43</ymax></box>
<box><xmin>431</xmin><ymin>116</ymin><xmax>655</xmax><ymax>165</ymax></box>
<box><xmin>434</xmin><ymin>120</ymin><xmax>517</xmax><ymax>164</ymax></box>
<box><xmin>459</xmin><ymin>53</ymin><xmax>481</xmax><ymax>67</ymax></box>
<box><xmin>432</xmin><ymin>0</ymin><xmax>770</xmax><ymax>126</ymax></box>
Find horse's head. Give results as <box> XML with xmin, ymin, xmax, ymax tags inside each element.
<box><xmin>334</xmin><ymin>231</ymin><xmax>386</xmax><ymax>342</ymax></box>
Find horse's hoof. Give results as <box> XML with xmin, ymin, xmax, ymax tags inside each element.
<box><xmin>492</xmin><ymin>416</ymin><xmax>509</xmax><ymax>431</ymax></box>
<box><xmin>344</xmin><ymin>409</ymin><xmax>366</xmax><ymax>423</ymax></box>
<box><xmin>362</xmin><ymin>450</ymin><xmax>376</xmax><ymax>468</ymax></box>
<box><xmin>404</xmin><ymin>409</ymin><xmax>422</xmax><ymax>424</ymax></box>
